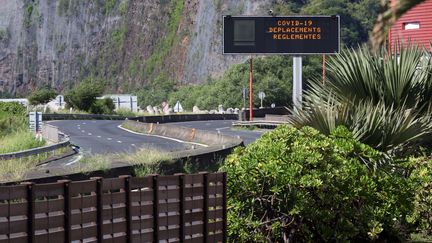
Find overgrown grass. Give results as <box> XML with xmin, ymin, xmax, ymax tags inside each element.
<box><xmin>0</xmin><ymin>147</ymin><xmax>70</xmax><ymax>182</ymax></box>
<box><xmin>74</xmin><ymin>147</ymin><xmax>171</xmax><ymax>175</ymax></box>
<box><xmin>0</xmin><ymin>130</ymin><xmax>45</xmax><ymax>154</ymax></box>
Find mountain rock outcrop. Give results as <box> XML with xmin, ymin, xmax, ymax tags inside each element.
<box><xmin>0</xmin><ymin>0</ymin><xmax>271</xmax><ymax>95</ymax></box>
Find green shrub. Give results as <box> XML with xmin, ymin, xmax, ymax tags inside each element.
<box><xmin>64</xmin><ymin>79</ymin><xmax>104</xmax><ymax>112</ymax></box>
<box><xmin>28</xmin><ymin>88</ymin><xmax>57</xmax><ymax>105</ymax></box>
<box><xmin>289</xmin><ymin>45</ymin><xmax>432</xmax><ymax>157</ymax></box>
<box><xmin>89</xmin><ymin>97</ymin><xmax>115</xmax><ymax>114</ymax></box>
<box><xmin>407</xmin><ymin>157</ymin><xmax>432</xmax><ymax>237</ymax></box>
<box><xmin>220</xmin><ymin>125</ymin><xmax>415</xmax><ymax>242</ymax></box>
<box><xmin>0</xmin><ymin>102</ymin><xmax>27</xmax><ymax>136</ymax></box>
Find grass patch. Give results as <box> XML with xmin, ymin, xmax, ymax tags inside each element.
<box><xmin>74</xmin><ymin>147</ymin><xmax>172</xmax><ymax>175</ymax></box>
<box><xmin>0</xmin><ymin>147</ymin><xmax>70</xmax><ymax>182</ymax></box>
<box><xmin>0</xmin><ymin>130</ymin><xmax>45</xmax><ymax>154</ymax></box>
<box><xmin>75</xmin><ymin>154</ymin><xmax>112</xmax><ymax>173</ymax></box>
<box><xmin>125</xmin><ymin>147</ymin><xmax>172</xmax><ymax>165</ymax></box>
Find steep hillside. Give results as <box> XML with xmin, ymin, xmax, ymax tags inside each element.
<box><xmin>0</xmin><ymin>0</ymin><xmax>271</xmax><ymax>96</ymax></box>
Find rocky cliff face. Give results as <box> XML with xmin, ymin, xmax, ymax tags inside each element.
<box><xmin>0</xmin><ymin>0</ymin><xmax>271</xmax><ymax>96</ymax></box>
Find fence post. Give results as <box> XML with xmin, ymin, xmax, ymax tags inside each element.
<box><xmin>152</xmin><ymin>175</ymin><xmax>159</xmax><ymax>242</ymax></box>
<box><xmin>91</xmin><ymin>177</ymin><xmax>103</xmax><ymax>243</ymax></box>
<box><xmin>222</xmin><ymin>172</ymin><xmax>227</xmax><ymax>243</ymax></box>
<box><xmin>120</xmin><ymin>175</ymin><xmax>132</xmax><ymax>243</ymax></box>
<box><xmin>200</xmin><ymin>172</ymin><xmax>209</xmax><ymax>243</ymax></box>
<box><xmin>58</xmin><ymin>179</ymin><xmax>71</xmax><ymax>243</ymax></box>
<box><xmin>175</xmin><ymin>173</ymin><xmax>185</xmax><ymax>243</ymax></box>
<box><xmin>22</xmin><ymin>182</ymin><xmax>35</xmax><ymax>243</ymax></box>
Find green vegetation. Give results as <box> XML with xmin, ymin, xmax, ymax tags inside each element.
<box><xmin>137</xmin><ymin>72</ymin><xmax>176</xmax><ymax>107</ymax></box>
<box><xmin>221</xmin><ymin>125</ymin><xmax>422</xmax><ymax>241</ymax></box>
<box><xmin>0</xmin><ymin>147</ymin><xmax>70</xmax><ymax>182</ymax></box>
<box><xmin>167</xmin><ymin>56</ymin><xmax>305</xmax><ymax>110</ymax></box>
<box><xmin>64</xmin><ymin>78</ymin><xmax>114</xmax><ymax>114</ymax></box>
<box><xmin>142</xmin><ymin>0</ymin><xmax>184</xmax><ymax>78</ymax></box>
<box><xmin>28</xmin><ymin>87</ymin><xmax>57</xmax><ymax>105</ymax></box>
<box><xmin>0</xmin><ymin>102</ymin><xmax>46</xmax><ymax>154</ymax></box>
<box><xmin>75</xmin><ymin>147</ymin><xmax>171</xmax><ymax>175</ymax></box>
<box><xmin>111</xmin><ymin>25</ymin><xmax>128</xmax><ymax>51</ymax></box>
<box><xmin>0</xmin><ymin>28</ymin><xmax>9</xmax><ymax>42</ymax></box>
<box><xmin>408</xmin><ymin>157</ymin><xmax>432</xmax><ymax>237</ymax></box>
<box><xmin>103</xmin><ymin>0</ymin><xmax>117</xmax><ymax>15</ymax></box>
<box><xmin>89</xmin><ymin>97</ymin><xmax>116</xmax><ymax>114</ymax></box>
<box><xmin>289</xmin><ymin>45</ymin><xmax>432</xmax><ymax>157</ymax></box>
<box><xmin>0</xmin><ymin>131</ymin><xmax>45</xmax><ymax>154</ymax></box>
<box><xmin>57</xmin><ymin>0</ymin><xmax>69</xmax><ymax>15</ymax></box>
<box><xmin>119</xmin><ymin>0</ymin><xmax>129</xmax><ymax>15</ymax></box>
<box><xmin>0</xmin><ymin>102</ymin><xmax>26</xmax><ymax>136</ymax></box>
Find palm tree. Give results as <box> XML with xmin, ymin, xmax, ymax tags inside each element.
<box><xmin>289</xmin><ymin>45</ymin><xmax>432</xmax><ymax>157</ymax></box>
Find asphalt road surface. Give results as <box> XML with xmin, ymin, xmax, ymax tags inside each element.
<box><xmin>170</xmin><ymin>120</ymin><xmax>265</xmax><ymax>145</ymax></box>
<box><xmin>49</xmin><ymin>120</ymin><xmax>190</xmax><ymax>155</ymax></box>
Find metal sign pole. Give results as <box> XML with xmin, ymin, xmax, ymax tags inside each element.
<box><xmin>249</xmin><ymin>55</ymin><xmax>253</xmax><ymax>121</ymax></box>
<box><xmin>293</xmin><ymin>56</ymin><xmax>302</xmax><ymax>108</ymax></box>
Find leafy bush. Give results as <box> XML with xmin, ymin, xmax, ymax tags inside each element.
<box><xmin>64</xmin><ymin>79</ymin><xmax>104</xmax><ymax>112</ymax></box>
<box><xmin>0</xmin><ymin>102</ymin><xmax>27</xmax><ymax>137</ymax></box>
<box><xmin>89</xmin><ymin>98</ymin><xmax>115</xmax><ymax>114</ymax></box>
<box><xmin>221</xmin><ymin>125</ymin><xmax>415</xmax><ymax>242</ymax></box>
<box><xmin>137</xmin><ymin>72</ymin><xmax>175</xmax><ymax>107</ymax></box>
<box><xmin>407</xmin><ymin>157</ymin><xmax>432</xmax><ymax>237</ymax></box>
<box><xmin>28</xmin><ymin>88</ymin><xmax>57</xmax><ymax>105</ymax></box>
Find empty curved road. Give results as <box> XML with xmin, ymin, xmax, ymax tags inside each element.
<box><xmin>49</xmin><ymin>120</ymin><xmax>190</xmax><ymax>154</ymax></box>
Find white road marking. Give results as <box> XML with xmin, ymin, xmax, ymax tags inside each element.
<box><xmin>117</xmin><ymin>125</ymin><xmax>208</xmax><ymax>147</ymax></box>
<box><xmin>107</xmin><ymin>138</ymin><xmax>112</xmax><ymax>140</ymax></box>
<box><xmin>216</xmin><ymin>127</ymin><xmax>230</xmax><ymax>131</ymax></box>
<box><xmin>117</xmin><ymin>141</ymin><xmax>122</xmax><ymax>143</ymax></box>
<box><xmin>97</xmin><ymin>135</ymin><xmax>101</xmax><ymax>138</ymax></box>
<box><xmin>66</xmin><ymin>154</ymin><xmax>83</xmax><ymax>166</ymax></box>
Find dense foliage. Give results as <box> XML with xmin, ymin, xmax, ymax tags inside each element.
<box><xmin>221</xmin><ymin>125</ymin><xmax>416</xmax><ymax>242</ymax></box>
<box><xmin>0</xmin><ymin>102</ymin><xmax>27</xmax><ymax>136</ymax></box>
<box><xmin>407</xmin><ymin>157</ymin><xmax>432</xmax><ymax>237</ymax></box>
<box><xmin>64</xmin><ymin>78</ymin><xmax>113</xmax><ymax>113</ymax></box>
<box><xmin>0</xmin><ymin>102</ymin><xmax>45</xmax><ymax>153</ymax></box>
<box><xmin>89</xmin><ymin>97</ymin><xmax>116</xmax><ymax>114</ymax></box>
<box><xmin>161</xmin><ymin>56</ymin><xmax>322</xmax><ymax>110</ymax></box>
<box><xmin>289</xmin><ymin>46</ymin><xmax>432</xmax><ymax>157</ymax></box>
<box><xmin>28</xmin><ymin>87</ymin><xmax>57</xmax><ymax>105</ymax></box>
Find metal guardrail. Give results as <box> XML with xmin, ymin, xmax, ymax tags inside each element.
<box><xmin>43</xmin><ymin>113</ymin><xmax>127</xmax><ymax>121</ymax></box>
<box><xmin>0</xmin><ymin>139</ymin><xmax>70</xmax><ymax>160</ymax></box>
<box><xmin>0</xmin><ymin>124</ymin><xmax>71</xmax><ymax>160</ymax></box>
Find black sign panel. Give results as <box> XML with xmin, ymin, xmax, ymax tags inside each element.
<box><xmin>223</xmin><ymin>16</ymin><xmax>340</xmax><ymax>54</ymax></box>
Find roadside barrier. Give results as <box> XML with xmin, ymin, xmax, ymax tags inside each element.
<box><xmin>0</xmin><ymin>124</ymin><xmax>70</xmax><ymax>160</ymax></box>
<box><xmin>0</xmin><ymin>172</ymin><xmax>227</xmax><ymax>242</ymax></box>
